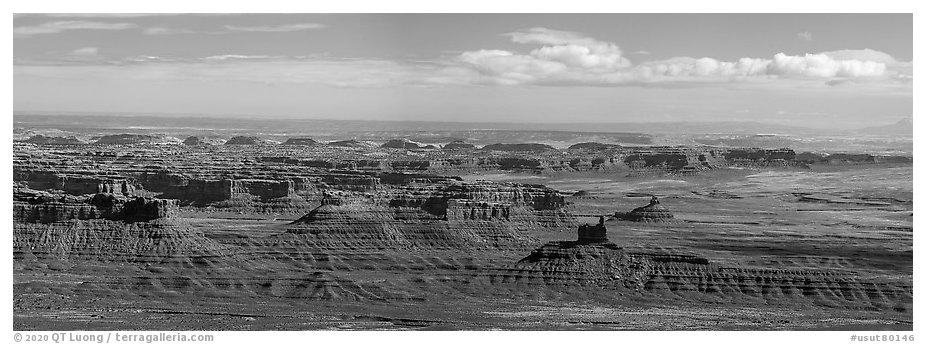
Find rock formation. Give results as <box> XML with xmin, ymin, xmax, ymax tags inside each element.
<box><xmin>486</xmin><ymin>222</ymin><xmax>911</xmax><ymax>309</ymax></box>
<box><xmin>283</xmin><ymin>138</ymin><xmax>320</xmax><ymax>146</ymax></box>
<box><xmin>14</xmin><ymin>187</ymin><xmax>178</xmax><ymax>224</ymax></box>
<box><xmin>616</xmin><ymin>196</ymin><xmax>676</xmax><ymax>223</ymax></box>
<box><xmin>328</xmin><ymin>140</ymin><xmax>375</xmax><ymax>148</ymax></box>
<box><xmin>381</xmin><ymin>139</ymin><xmax>422</xmax><ymax>149</ymax></box>
<box><xmin>567</xmin><ymin>142</ymin><xmax>622</xmax><ymax>151</ymax></box>
<box><xmin>95</xmin><ymin>134</ymin><xmax>180</xmax><ymax>145</ymax></box>
<box><xmin>183</xmin><ymin>136</ymin><xmax>225</xmax><ymax>145</ymax></box>
<box><xmin>482</xmin><ymin>143</ymin><xmax>556</xmax><ymax>152</ymax></box>
<box><xmin>225</xmin><ymin>136</ymin><xmax>270</xmax><ymax>145</ymax></box>
<box><xmin>22</xmin><ymin>135</ymin><xmax>86</xmax><ymax>145</ymax></box>
<box><xmin>577</xmin><ymin>217</ymin><xmax>608</xmax><ymax>243</ymax></box>
<box><xmin>442</xmin><ymin>140</ymin><xmax>476</xmax><ymax>150</ymax></box>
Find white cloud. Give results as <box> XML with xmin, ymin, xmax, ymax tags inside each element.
<box><xmin>15</xmin><ymin>57</ymin><xmax>446</xmax><ymax>88</ymax></box>
<box><xmin>14</xmin><ymin>21</ymin><xmax>138</xmax><ymax>37</ymax></box>
<box><xmin>767</xmin><ymin>52</ymin><xmax>885</xmax><ymax>78</ymax></box>
<box><xmin>454</xmin><ymin>28</ymin><xmax>904</xmax><ymax>86</ymax></box>
<box><xmin>19</xmin><ymin>13</ymin><xmax>243</xmax><ymax>18</ymax></box>
<box><xmin>143</xmin><ymin>27</ymin><xmax>195</xmax><ymax>35</ymax></box>
<box><xmin>797</xmin><ymin>31</ymin><xmax>813</xmax><ymax>41</ymax></box>
<box><xmin>456</xmin><ymin>27</ymin><xmax>632</xmax><ymax>84</ymax></box>
<box><xmin>13</xmin><ymin>29</ymin><xmax>911</xmax><ymax>90</ymax></box>
<box><xmin>818</xmin><ymin>49</ymin><xmax>899</xmax><ymax>65</ymax></box>
<box><xmin>68</xmin><ymin>47</ymin><xmax>99</xmax><ymax>57</ymax></box>
<box><xmin>224</xmin><ymin>23</ymin><xmax>326</xmax><ymax>32</ymax></box>
<box><xmin>504</xmin><ymin>27</ymin><xmax>600</xmax><ymax>46</ymax></box>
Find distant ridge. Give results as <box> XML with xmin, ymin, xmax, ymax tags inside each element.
<box><xmin>14</xmin><ymin>111</ymin><xmax>835</xmax><ymax>136</ymax></box>
<box><xmin>856</xmin><ymin>118</ymin><xmax>912</xmax><ymax>137</ymax></box>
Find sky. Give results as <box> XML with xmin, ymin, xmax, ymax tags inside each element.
<box><xmin>13</xmin><ymin>13</ymin><xmax>913</xmax><ymax>129</ymax></box>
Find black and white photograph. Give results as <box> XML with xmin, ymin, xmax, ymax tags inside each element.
<box><xmin>9</xmin><ymin>4</ymin><xmax>918</xmax><ymax>341</ymax></box>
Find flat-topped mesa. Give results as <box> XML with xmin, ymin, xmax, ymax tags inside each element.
<box><xmin>567</xmin><ymin>142</ymin><xmax>623</xmax><ymax>151</ymax></box>
<box><xmin>14</xmin><ymin>188</ymin><xmax>178</xmax><ymax>224</ymax></box>
<box><xmin>183</xmin><ymin>136</ymin><xmax>225</xmax><ymax>145</ymax></box>
<box><xmin>94</xmin><ymin>134</ymin><xmax>180</xmax><ymax>145</ymax></box>
<box><xmin>721</xmin><ymin>148</ymin><xmax>796</xmax><ymax>167</ymax></box>
<box><xmin>795</xmin><ymin>152</ymin><xmax>913</xmax><ymax>165</ymax></box>
<box><xmin>617</xmin><ymin>196</ymin><xmax>675</xmax><ymax>223</ymax></box>
<box><xmin>14</xmin><ymin>170</ymin><xmax>138</xmax><ymax>197</ymax></box>
<box><xmin>442</xmin><ymin>140</ymin><xmax>476</xmax><ymax>150</ymax></box>
<box><xmin>283</xmin><ymin>137</ymin><xmax>320</xmax><ymax>146</ymax></box>
<box><xmin>21</xmin><ymin>135</ymin><xmax>86</xmax><ymax>145</ymax></box>
<box><xmin>381</xmin><ymin>139</ymin><xmax>422</xmax><ymax>149</ymax></box>
<box><xmin>284</xmin><ymin>180</ymin><xmax>574</xmax><ymax>244</ymax></box>
<box><xmin>225</xmin><ymin>136</ymin><xmax>272</xmax><ymax>145</ymax></box>
<box><xmin>328</xmin><ymin>139</ymin><xmax>376</xmax><ymax>148</ymax></box>
<box><xmin>503</xmin><ymin>231</ymin><xmax>910</xmax><ymax>309</ymax></box>
<box><xmin>481</xmin><ymin>143</ymin><xmax>557</xmax><ymax>152</ymax></box>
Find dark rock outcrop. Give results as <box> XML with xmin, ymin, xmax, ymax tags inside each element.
<box><xmin>22</xmin><ymin>135</ymin><xmax>86</xmax><ymax>145</ymax></box>
<box><xmin>328</xmin><ymin>140</ymin><xmax>375</xmax><ymax>148</ymax></box>
<box><xmin>568</xmin><ymin>142</ymin><xmax>622</xmax><ymax>151</ymax></box>
<box><xmin>481</xmin><ymin>143</ymin><xmax>556</xmax><ymax>152</ymax></box>
<box><xmin>795</xmin><ymin>152</ymin><xmax>912</xmax><ymax>165</ymax></box>
<box><xmin>443</xmin><ymin>140</ymin><xmax>476</xmax><ymax>150</ymax></box>
<box><xmin>183</xmin><ymin>136</ymin><xmax>225</xmax><ymax>145</ymax></box>
<box><xmin>225</xmin><ymin>136</ymin><xmax>269</xmax><ymax>145</ymax></box>
<box><xmin>723</xmin><ymin>148</ymin><xmax>795</xmax><ymax>164</ymax></box>
<box><xmin>496</xmin><ymin>157</ymin><xmax>542</xmax><ymax>171</ymax></box>
<box><xmin>283</xmin><ymin>138</ymin><xmax>320</xmax><ymax>146</ymax></box>
<box><xmin>577</xmin><ymin>217</ymin><xmax>608</xmax><ymax>243</ymax></box>
<box><xmin>95</xmin><ymin>134</ymin><xmax>178</xmax><ymax>145</ymax></box>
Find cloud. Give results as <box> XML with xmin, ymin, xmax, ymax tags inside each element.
<box><xmin>454</xmin><ymin>28</ymin><xmax>904</xmax><ymax>86</ymax></box>
<box><xmin>146</xmin><ymin>23</ymin><xmax>327</xmax><ymax>35</ymax></box>
<box><xmin>18</xmin><ymin>13</ymin><xmax>243</xmax><ymax>18</ymax></box>
<box><xmin>13</xmin><ymin>29</ymin><xmax>911</xmax><ymax>91</ymax></box>
<box><xmin>456</xmin><ymin>27</ymin><xmax>632</xmax><ymax>84</ymax></box>
<box><xmin>797</xmin><ymin>31</ymin><xmax>813</xmax><ymax>41</ymax></box>
<box><xmin>143</xmin><ymin>27</ymin><xmax>196</xmax><ymax>35</ymax></box>
<box><xmin>68</xmin><ymin>47</ymin><xmax>99</xmax><ymax>57</ymax></box>
<box><xmin>14</xmin><ymin>21</ymin><xmax>138</xmax><ymax>37</ymax></box>
<box><xmin>224</xmin><ymin>23</ymin><xmax>326</xmax><ymax>32</ymax></box>
<box><xmin>14</xmin><ymin>56</ymin><xmax>449</xmax><ymax>88</ymax></box>
<box><xmin>633</xmin><ymin>50</ymin><xmax>651</xmax><ymax>55</ymax></box>
<box><xmin>818</xmin><ymin>49</ymin><xmax>898</xmax><ymax>65</ymax></box>
<box><xmin>767</xmin><ymin>53</ymin><xmax>885</xmax><ymax>78</ymax></box>
<box><xmin>504</xmin><ymin>27</ymin><xmax>600</xmax><ymax>46</ymax></box>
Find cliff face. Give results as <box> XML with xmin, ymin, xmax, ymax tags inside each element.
<box><xmin>284</xmin><ymin>180</ymin><xmax>574</xmax><ymax>249</ymax></box>
<box><xmin>14</xmin><ymin>188</ymin><xmax>178</xmax><ymax>224</ymax></box>
<box><xmin>796</xmin><ymin>152</ymin><xmax>913</xmax><ymax>165</ymax></box>
<box><xmin>443</xmin><ymin>140</ymin><xmax>476</xmax><ymax>150</ymax></box>
<box><xmin>15</xmin><ymin>170</ymin><xmax>137</xmax><ymax>197</ymax></box>
<box><xmin>131</xmin><ymin>172</ymin><xmax>312</xmax><ymax>210</ymax></box>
